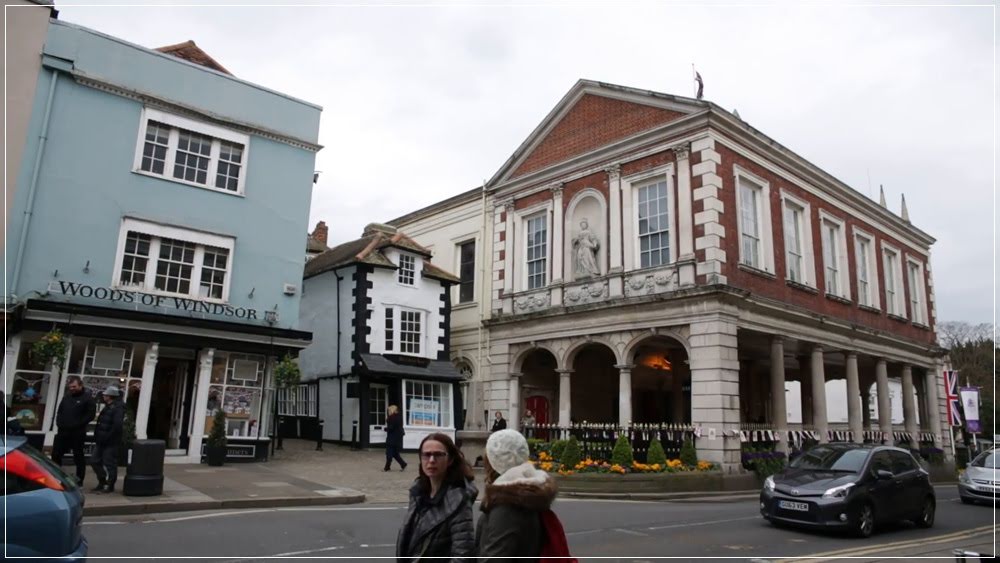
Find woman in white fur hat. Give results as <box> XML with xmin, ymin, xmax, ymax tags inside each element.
<box><xmin>475</xmin><ymin>429</ymin><xmax>558</xmax><ymax>561</ymax></box>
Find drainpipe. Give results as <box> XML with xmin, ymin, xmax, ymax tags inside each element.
<box><xmin>10</xmin><ymin>68</ymin><xmax>60</xmax><ymax>298</ymax></box>
<box><xmin>335</xmin><ymin>267</ymin><xmax>344</xmax><ymax>441</ymax></box>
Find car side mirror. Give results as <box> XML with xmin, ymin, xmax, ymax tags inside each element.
<box><xmin>875</xmin><ymin>469</ymin><xmax>893</xmax><ymax>480</ymax></box>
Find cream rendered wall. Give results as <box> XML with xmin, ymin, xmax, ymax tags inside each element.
<box><xmin>3</xmin><ymin>1</ymin><xmax>50</xmax><ymax>265</ymax></box>
<box><xmin>390</xmin><ymin>192</ymin><xmax>492</xmax><ymax>429</ymax></box>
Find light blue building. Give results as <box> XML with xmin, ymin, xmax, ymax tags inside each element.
<box><xmin>3</xmin><ymin>18</ymin><xmax>322</xmax><ymax>463</ymax></box>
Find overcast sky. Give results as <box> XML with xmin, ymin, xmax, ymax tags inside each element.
<box><xmin>52</xmin><ymin>1</ymin><xmax>994</xmax><ymax>324</ymax></box>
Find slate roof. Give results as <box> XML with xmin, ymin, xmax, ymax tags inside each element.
<box><xmin>359</xmin><ymin>353</ymin><xmax>464</xmax><ymax>382</ymax></box>
<box><xmin>303</xmin><ymin>225</ymin><xmax>460</xmax><ymax>283</ymax></box>
<box><xmin>155</xmin><ymin>40</ymin><xmax>232</xmax><ymax>75</ymax></box>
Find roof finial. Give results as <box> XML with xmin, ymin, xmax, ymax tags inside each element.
<box><xmin>879</xmin><ymin>185</ymin><xmax>887</xmax><ymax>208</ymax></box>
<box><xmin>900</xmin><ymin>193</ymin><xmax>910</xmax><ymax>222</ymax></box>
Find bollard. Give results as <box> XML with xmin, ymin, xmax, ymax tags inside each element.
<box><xmin>277</xmin><ymin>416</ymin><xmax>284</xmax><ymax>451</ymax></box>
<box><xmin>316</xmin><ymin>419</ymin><xmax>324</xmax><ymax>451</ymax></box>
<box><xmin>351</xmin><ymin>421</ymin><xmax>359</xmax><ymax>451</ymax></box>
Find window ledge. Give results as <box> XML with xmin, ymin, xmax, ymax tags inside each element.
<box><xmin>132</xmin><ymin>169</ymin><xmax>246</xmax><ymax>198</ymax></box>
<box><xmin>825</xmin><ymin>293</ymin><xmax>853</xmax><ymax>306</ymax></box>
<box><xmin>738</xmin><ymin>263</ymin><xmax>776</xmax><ymax>280</ymax></box>
<box><xmin>912</xmin><ymin>321</ymin><xmax>931</xmax><ymax>330</ymax></box>
<box><xmin>786</xmin><ymin>280</ymin><xmax>818</xmax><ymax>294</ymax></box>
<box><xmin>858</xmin><ymin>304</ymin><xmax>882</xmax><ymax>314</ymax></box>
<box><xmin>887</xmin><ymin>313</ymin><xmax>909</xmax><ymax>323</ymax></box>
<box><xmin>452</xmin><ymin>302</ymin><xmax>477</xmax><ymax>311</ymax></box>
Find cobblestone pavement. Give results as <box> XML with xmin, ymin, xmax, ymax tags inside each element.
<box><xmin>266</xmin><ymin>438</ymin><xmax>484</xmax><ymax>503</ymax></box>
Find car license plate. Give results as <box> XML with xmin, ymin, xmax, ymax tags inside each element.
<box><xmin>778</xmin><ymin>500</ymin><xmax>809</xmax><ymax>512</ymax></box>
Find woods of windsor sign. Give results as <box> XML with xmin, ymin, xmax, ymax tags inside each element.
<box><xmin>48</xmin><ymin>281</ymin><xmax>273</xmax><ymax>321</ymax></box>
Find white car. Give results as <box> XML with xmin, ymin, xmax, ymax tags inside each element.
<box><xmin>958</xmin><ymin>449</ymin><xmax>998</xmax><ymax>505</ymax></box>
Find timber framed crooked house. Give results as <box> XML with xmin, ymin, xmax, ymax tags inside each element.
<box><xmin>391</xmin><ymin>79</ymin><xmax>948</xmax><ymax>472</ymax></box>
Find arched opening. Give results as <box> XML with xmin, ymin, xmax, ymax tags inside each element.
<box><xmin>630</xmin><ymin>337</ymin><xmax>690</xmax><ymax>424</ymax></box>
<box><xmin>520</xmin><ymin>348</ymin><xmax>558</xmax><ymax>428</ymax></box>
<box><xmin>570</xmin><ymin>344</ymin><xmax>618</xmax><ymax>423</ymax></box>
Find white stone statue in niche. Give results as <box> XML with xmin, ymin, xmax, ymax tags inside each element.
<box><xmin>572</xmin><ymin>218</ymin><xmax>601</xmax><ymax>279</ymax></box>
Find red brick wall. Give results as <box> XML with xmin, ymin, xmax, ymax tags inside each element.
<box><xmin>511</xmin><ymin>94</ymin><xmax>684</xmax><ymax>178</ymax></box>
<box><xmin>715</xmin><ymin>145</ymin><xmax>935</xmax><ymax>344</ymax></box>
<box><xmin>514</xmin><ymin>189</ymin><xmax>552</xmax><ymax>211</ymax></box>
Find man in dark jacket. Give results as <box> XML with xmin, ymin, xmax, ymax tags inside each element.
<box><xmin>52</xmin><ymin>375</ymin><xmax>96</xmax><ymax>485</ymax></box>
<box><xmin>89</xmin><ymin>385</ymin><xmax>125</xmax><ymax>494</ymax></box>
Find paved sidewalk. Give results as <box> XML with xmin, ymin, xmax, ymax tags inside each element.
<box><xmin>84</xmin><ymin>455</ymin><xmax>365</xmax><ymax>516</ymax></box>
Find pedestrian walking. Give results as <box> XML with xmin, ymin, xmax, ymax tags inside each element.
<box><xmin>476</xmin><ymin>429</ymin><xmax>573</xmax><ymax>562</ymax></box>
<box><xmin>52</xmin><ymin>375</ymin><xmax>96</xmax><ymax>485</ymax></box>
<box><xmin>89</xmin><ymin>386</ymin><xmax>124</xmax><ymax>494</ymax></box>
<box><xmin>396</xmin><ymin>432</ymin><xmax>477</xmax><ymax>562</ymax></box>
<box><xmin>490</xmin><ymin>411</ymin><xmax>507</xmax><ymax>432</ymax></box>
<box><xmin>384</xmin><ymin>404</ymin><xmax>407</xmax><ymax>472</ymax></box>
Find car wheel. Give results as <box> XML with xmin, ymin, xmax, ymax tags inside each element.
<box><xmin>915</xmin><ymin>497</ymin><xmax>935</xmax><ymax>528</ymax></box>
<box><xmin>960</xmin><ymin>496</ymin><xmax>975</xmax><ymax>505</ymax></box>
<box><xmin>854</xmin><ymin>503</ymin><xmax>875</xmax><ymax>538</ymax></box>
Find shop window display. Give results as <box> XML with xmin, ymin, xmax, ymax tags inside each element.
<box><xmin>404</xmin><ymin>380</ymin><xmax>452</xmax><ymax>428</ymax></box>
<box><xmin>79</xmin><ymin>340</ymin><xmax>142</xmax><ymax>416</ymax></box>
<box><xmin>207</xmin><ymin>352</ymin><xmax>266</xmax><ymax>438</ymax></box>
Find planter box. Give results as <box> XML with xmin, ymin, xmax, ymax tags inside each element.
<box><xmin>555</xmin><ymin>470</ymin><xmax>757</xmax><ymax>494</ymax></box>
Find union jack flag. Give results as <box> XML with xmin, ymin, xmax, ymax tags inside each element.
<box><xmin>944</xmin><ymin>369</ymin><xmax>962</xmax><ymax>426</ymax></box>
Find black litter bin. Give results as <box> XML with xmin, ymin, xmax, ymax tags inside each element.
<box><xmin>123</xmin><ymin>439</ymin><xmax>165</xmax><ymax>497</ymax></box>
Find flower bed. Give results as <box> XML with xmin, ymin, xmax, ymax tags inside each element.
<box><xmin>534</xmin><ymin>450</ymin><xmax>717</xmax><ymax>476</ymax></box>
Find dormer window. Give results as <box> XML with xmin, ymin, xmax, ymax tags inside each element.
<box><xmin>398</xmin><ymin>254</ymin><xmax>416</xmax><ymax>285</ymax></box>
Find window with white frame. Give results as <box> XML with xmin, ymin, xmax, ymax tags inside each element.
<box><xmin>208</xmin><ymin>352</ymin><xmax>266</xmax><ymax>437</ymax></box>
<box><xmin>637</xmin><ymin>179</ymin><xmax>670</xmax><ymax>268</ymax></box>
<box><xmin>525</xmin><ymin>214</ymin><xmax>548</xmax><ymax>290</ymax></box>
<box><xmin>384</xmin><ymin>307</ymin><xmax>423</xmax><ymax>355</ymax></box>
<box><xmin>397</xmin><ymin>254</ymin><xmax>416</xmax><ymax>285</ymax></box>
<box><xmin>853</xmin><ymin>231</ymin><xmax>879</xmax><ymax>309</ymax></box>
<box><xmin>457</xmin><ymin>240</ymin><xmax>475</xmax><ymax>303</ymax></box>
<box><xmin>882</xmin><ymin>245</ymin><xmax>904</xmax><ymax>316</ymax></box>
<box><xmin>297</xmin><ymin>384</ymin><xmax>310</xmax><ymax>415</ymax></box>
<box><xmin>783</xmin><ymin>200</ymin><xmax>805</xmax><ymax>283</ymax></box>
<box><xmin>114</xmin><ymin>219</ymin><xmax>235</xmax><ymax>301</ymax></box>
<box><xmin>134</xmin><ymin>108</ymin><xmax>249</xmax><ymax>195</ymax></box>
<box><xmin>906</xmin><ymin>258</ymin><xmax>927</xmax><ymax>325</ymax></box>
<box><xmin>819</xmin><ymin>213</ymin><xmax>849</xmax><ymax>299</ymax></box>
<box><xmin>404</xmin><ymin>380</ymin><xmax>453</xmax><ymax>428</ymax></box>
<box><xmin>735</xmin><ymin>170</ymin><xmax>773</xmax><ymax>272</ymax></box>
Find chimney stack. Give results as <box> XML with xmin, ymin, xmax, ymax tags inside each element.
<box><xmin>311</xmin><ymin>221</ymin><xmax>328</xmax><ymax>245</ymax></box>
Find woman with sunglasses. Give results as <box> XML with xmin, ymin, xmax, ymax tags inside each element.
<box><xmin>396</xmin><ymin>432</ymin><xmax>477</xmax><ymax>562</ymax></box>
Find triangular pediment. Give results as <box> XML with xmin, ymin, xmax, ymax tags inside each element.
<box><xmin>489</xmin><ymin>80</ymin><xmax>706</xmax><ymax>187</ymax></box>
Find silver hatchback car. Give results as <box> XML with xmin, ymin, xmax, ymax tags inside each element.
<box><xmin>958</xmin><ymin>449</ymin><xmax>998</xmax><ymax>505</ymax></box>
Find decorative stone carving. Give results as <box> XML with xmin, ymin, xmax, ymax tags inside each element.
<box><xmin>514</xmin><ymin>291</ymin><xmax>551</xmax><ymax>313</ymax></box>
<box><xmin>572</xmin><ymin>219</ymin><xmax>601</xmax><ymax>279</ymax></box>
<box><xmin>671</xmin><ymin>143</ymin><xmax>691</xmax><ymax>159</ymax></box>
<box><xmin>605</xmin><ymin>164</ymin><xmax>621</xmax><ymax>180</ymax></box>
<box><xmin>624</xmin><ymin>267</ymin><xmax>679</xmax><ymax>297</ymax></box>
<box><xmin>564</xmin><ymin>280</ymin><xmax>609</xmax><ymax>305</ymax></box>
<box><xmin>550</xmin><ymin>183</ymin><xmax>564</xmax><ymax>197</ymax></box>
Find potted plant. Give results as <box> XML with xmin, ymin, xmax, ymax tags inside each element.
<box><xmin>271</xmin><ymin>355</ymin><xmax>301</xmax><ymax>451</ymax></box>
<box><xmin>206</xmin><ymin>409</ymin><xmax>228</xmax><ymax>466</ymax></box>
<box><xmin>30</xmin><ymin>329</ymin><xmax>68</xmax><ymax>371</ymax></box>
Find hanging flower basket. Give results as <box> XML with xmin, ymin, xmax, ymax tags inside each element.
<box><xmin>30</xmin><ymin>329</ymin><xmax>68</xmax><ymax>370</ymax></box>
<box><xmin>273</xmin><ymin>354</ymin><xmax>301</xmax><ymax>389</ymax></box>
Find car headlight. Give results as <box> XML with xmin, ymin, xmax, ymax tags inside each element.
<box><xmin>959</xmin><ymin>471</ymin><xmax>971</xmax><ymax>483</ymax></box>
<box><xmin>822</xmin><ymin>482</ymin><xmax>855</xmax><ymax>500</ymax></box>
<box><xmin>764</xmin><ymin>475</ymin><xmax>775</xmax><ymax>492</ymax></box>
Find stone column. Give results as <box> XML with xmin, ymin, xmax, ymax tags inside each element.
<box><xmin>798</xmin><ymin>355</ymin><xmax>813</xmax><ymax>426</ymax></box>
<box><xmin>770</xmin><ymin>336</ymin><xmax>788</xmax><ymax>453</ymax></box>
<box><xmin>690</xmin><ymin>317</ymin><xmax>741</xmax><ymax>470</ymax></box>
<box><xmin>42</xmin><ymin>346</ymin><xmax>68</xmax><ymax>447</ymax></box>
<box><xmin>557</xmin><ymin>369</ymin><xmax>573</xmax><ymax>427</ymax></box>
<box><xmin>810</xmin><ymin>346</ymin><xmax>829</xmax><ymax>443</ymax></box>
<box><xmin>861</xmin><ymin>385</ymin><xmax>873</xmax><ymax>431</ymax></box>
<box><xmin>2</xmin><ymin>335</ymin><xmax>21</xmax><ymax>398</ymax></box>
<box><xmin>616</xmin><ymin>364</ymin><xmax>632</xmax><ymax>427</ymax></box>
<box><xmin>621</xmin><ymin>172</ymin><xmax>635</xmax><ymax>272</ymax></box>
<box><xmin>875</xmin><ymin>358</ymin><xmax>892</xmax><ymax>443</ymax></box>
<box><xmin>901</xmin><ymin>364</ymin><xmax>919</xmax><ymax>449</ymax></box>
<box><xmin>135</xmin><ymin>343</ymin><xmax>159</xmax><ymax>440</ymax></box>
<box><xmin>550</xmin><ymin>184</ymin><xmax>565</xmax><ymax>306</ymax></box>
<box><xmin>502</xmin><ymin>200</ymin><xmax>515</xmax><ymax>314</ymax></box>
<box><xmin>845</xmin><ymin>352</ymin><xmax>863</xmax><ymax>443</ymax></box>
<box><xmin>673</xmin><ymin>143</ymin><xmax>695</xmax><ymax>286</ymax></box>
<box><xmin>925</xmin><ymin>361</ymin><xmax>943</xmax><ymax>450</ymax></box>
<box><xmin>187</xmin><ymin>348</ymin><xmax>215</xmax><ymax>462</ymax></box>
<box><xmin>508</xmin><ymin>372</ymin><xmax>522</xmax><ymax>431</ymax></box>
<box><xmin>607</xmin><ymin>165</ymin><xmax>624</xmax><ymax>298</ymax></box>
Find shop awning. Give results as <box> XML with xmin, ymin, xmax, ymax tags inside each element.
<box><xmin>359</xmin><ymin>353</ymin><xmax>464</xmax><ymax>382</ymax></box>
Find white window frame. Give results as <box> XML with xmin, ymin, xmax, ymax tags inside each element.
<box><xmin>818</xmin><ymin>210</ymin><xmax>850</xmax><ymax>300</ymax></box>
<box><xmin>779</xmin><ymin>190</ymin><xmax>815</xmax><ymax>287</ymax></box>
<box><xmin>734</xmin><ymin>166</ymin><xmax>775</xmax><ymax>274</ymax></box>
<box><xmin>881</xmin><ymin>242</ymin><xmax>905</xmax><ymax>317</ymax></box>
<box><xmin>381</xmin><ymin>305</ymin><xmax>426</xmax><ymax>357</ymax></box>
<box><xmin>454</xmin><ymin>238</ymin><xmax>477</xmax><ymax>305</ymax></box>
<box><xmin>853</xmin><ymin>228</ymin><xmax>881</xmax><ymax>309</ymax></box>
<box><xmin>623</xmin><ymin>165</ymin><xmax>675</xmax><ymax>272</ymax></box>
<box><xmin>397</xmin><ymin>253</ymin><xmax>417</xmax><ymax>286</ymax></box>
<box><xmin>402</xmin><ymin>379</ymin><xmax>453</xmax><ymax>429</ymax></box>
<box><xmin>514</xmin><ymin>201</ymin><xmax>552</xmax><ymax>292</ymax></box>
<box><xmin>132</xmin><ymin>107</ymin><xmax>250</xmax><ymax>196</ymax></box>
<box><xmin>905</xmin><ymin>256</ymin><xmax>928</xmax><ymax>325</ymax></box>
<box><xmin>111</xmin><ymin>217</ymin><xmax>235</xmax><ymax>302</ymax></box>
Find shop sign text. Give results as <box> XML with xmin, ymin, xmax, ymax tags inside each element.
<box><xmin>51</xmin><ymin>281</ymin><xmax>267</xmax><ymax>320</ymax></box>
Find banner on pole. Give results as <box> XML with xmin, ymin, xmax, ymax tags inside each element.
<box><xmin>945</xmin><ymin>370</ymin><xmax>962</xmax><ymax>426</ymax></box>
<box><xmin>960</xmin><ymin>387</ymin><xmax>981</xmax><ymax>433</ymax></box>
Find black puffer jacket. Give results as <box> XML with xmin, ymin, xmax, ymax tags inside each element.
<box><xmin>93</xmin><ymin>400</ymin><xmax>124</xmax><ymax>445</ymax></box>
<box><xmin>396</xmin><ymin>478</ymin><xmax>478</xmax><ymax>562</ymax></box>
<box><xmin>475</xmin><ymin>461</ymin><xmax>558</xmax><ymax>562</ymax></box>
<box><xmin>56</xmin><ymin>389</ymin><xmax>96</xmax><ymax>432</ymax></box>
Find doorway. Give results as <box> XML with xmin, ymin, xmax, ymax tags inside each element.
<box><xmin>369</xmin><ymin>384</ymin><xmax>388</xmax><ymax>444</ymax></box>
<box><xmin>147</xmin><ymin>358</ymin><xmax>193</xmax><ymax>451</ymax></box>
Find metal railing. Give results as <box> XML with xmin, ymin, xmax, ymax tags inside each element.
<box><xmin>523</xmin><ymin>422</ymin><xmax>696</xmax><ymax>463</ymax></box>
